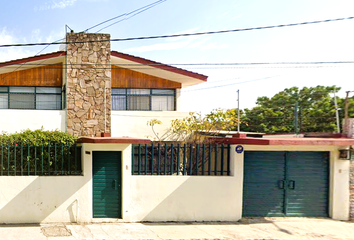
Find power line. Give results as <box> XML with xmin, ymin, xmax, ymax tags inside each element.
<box><xmin>2</xmin><ymin>61</ymin><xmax>354</xmax><ymax>67</ymax></box>
<box><xmin>0</xmin><ymin>1</ymin><xmax>168</xmax><ymax>83</ymax></box>
<box><xmin>1</xmin><ymin>16</ymin><xmax>354</xmax><ymax>48</ymax></box>
<box><xmin>94</xmin><ymin>0</ymin><xmax>167</xmax><ymax>33</ymax></box>
<box><xmin>182</xmin><ymin>75</ymin><xmax>282</xmax><ymax>92</ymax></box>
<box><xmin>84</xmin><ymin>0</ymin><xmax>167</xmax><ymax>33</ymax></box>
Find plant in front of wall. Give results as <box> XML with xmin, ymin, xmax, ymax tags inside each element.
<box><xmin>0</xmin><ymin>128</ymin><xmax>79</xmax><ymax>176</ymax></box>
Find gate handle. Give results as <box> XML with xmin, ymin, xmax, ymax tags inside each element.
<box><xmin>288</xmin><ymin>180</ymin><xmax>295</xmax><ymax>190</ymax></box>
<box><xmin>112</xmin><ymin>180</ymin><xmax>118</xmax><ymax>190</ymax></box>
<box><xmin>277</xmin><ymin>180</ymin><xmax>285</xmax><ymax>189</ymax></box>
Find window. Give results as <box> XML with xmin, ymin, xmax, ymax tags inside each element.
<box><xmin>0</xmin><ymin>87</ymin><xmax>62</xmax><ymax>110</ymax></box>
<box><xmin>112</xmin><ymin>88</ymin><xmax>175</xmax><ymax>111</ymax></box>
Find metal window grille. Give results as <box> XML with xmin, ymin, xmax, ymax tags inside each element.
<box><xmin>131</xmin><ymin>143</ymin><xmax>231</xmax><ymax>176</ymax></box>
<box><xmin>0</xmin><ymin>144</ymin><xmax>82</xmax><ymax>176</ymax></box>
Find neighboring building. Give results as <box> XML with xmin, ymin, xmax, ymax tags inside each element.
<box><xmin>0</xmin><ymin>32</ymin><xmax>207</xmax><ymax>138</ymax></box>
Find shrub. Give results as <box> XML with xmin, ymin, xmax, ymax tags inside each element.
<box><xmin>0</xmin><ymin>128</ymin><xmax>80</xmax><ymax>176</ymax></box>
<box><xmin>0</xmin><ymin>128</ymin><xmax>77</xmax><ymax>146</ymax></box>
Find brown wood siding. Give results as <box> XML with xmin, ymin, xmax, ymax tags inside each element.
<box><xmin>112</xmin><ymin>66</ymin><xmax>181</xmax><ymax>89</ymax></box>
<box><xmin>0</xmin><ymin>63</ymin><xmax>62</xmax><ymax>87</ymax></box>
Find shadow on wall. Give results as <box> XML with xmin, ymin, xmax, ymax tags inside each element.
<box><xmin>139</xmin><ymin>177</ymin><xmax>238</xmax><ymax>222</ymax></box>
<box><xmin>0</xmin><ymin>176</ymin><xmax>89</xmax><ymax>224</ymax></box>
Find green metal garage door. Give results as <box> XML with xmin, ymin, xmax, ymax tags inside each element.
<box><xmin>93</xmin><ymin>151</ymin><xmax>122</xmax><ymax>218</ymax></box>
<box><xmin>243</xmin><ymin>151</ymin><xmax>329</xmax><ymax>217</ymax></box>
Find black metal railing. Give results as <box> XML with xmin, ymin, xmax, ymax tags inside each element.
<box><xmin>132</xmin><ymin>143</ymin><xmax>231</xmax><ymax>176</ymax></box>
<box><xmin>0</xmin><ymin>144</ymin><xmax>82</xmax><ymax>176</ymax></box>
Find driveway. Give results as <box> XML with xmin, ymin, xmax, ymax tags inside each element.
<box><xmin>0</xmin><ymin>218</ymin><xmax>353</xmax><ymax>239</ymax></box>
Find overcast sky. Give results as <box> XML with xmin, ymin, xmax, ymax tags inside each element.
<box><xmin>1</xmin><ymin>0</ymin><xmax>354</xmax><ymax>112</ymax></box>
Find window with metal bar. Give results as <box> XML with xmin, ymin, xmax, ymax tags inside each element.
<box><xmin>0</xmin><ymin>87</ymin><xmax>62</xmax><ymax>110</ymax></box>
<box><xmin>112</xmin><ymin>88</ymin><xmax>175</xmax><ymax>111</ymax></box>
<box><xmin>131</xmin><ymin>143</ymin><xmax>231</xmax><ymax>176</ymax></box>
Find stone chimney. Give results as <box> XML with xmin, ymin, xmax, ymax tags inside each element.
<box><xmin>66</xmin><ymin>32</ymin><xmax>111</xmax><ymax>137</ymax></box>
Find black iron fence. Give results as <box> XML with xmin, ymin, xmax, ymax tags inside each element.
<box><xmin>0</xmin><ymin>144</ymin><xmax>82</xmax><ymax>176</ymax></box>
<box><xmin>132</xmin><ymin>143</ymin><xmax>231</xmax><ymax>176</ymax></box>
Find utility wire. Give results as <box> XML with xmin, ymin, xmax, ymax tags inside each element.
<box><xmin>94</xmin><ymin>0</ymin><xmax>167</xmax><ymax>33</ymax></box>
<box><xmin>1</xmin><ymin>16</ymin><xmax>354</xmax><ymax>48</ymax></box>
<box><xmin>84</xmin><ymin>0</ymin><xmax>167</xmax><ymax>33</ymax></box>
<box><xmin>0</xmin><ymin>1</ymin><xmax>168</xmax><ymax>82</ymax></box>
<box><xmin>183</xmin><ymin>75</ymin><xmax>282</xmax><ymax>92</ymax></box>
<box><xmin>2</xmin><ymin>61</ymin><xmax>354</xmax><ymax>67</ymax></box>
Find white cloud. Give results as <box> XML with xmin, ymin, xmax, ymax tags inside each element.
<box><xmin>0</xmin><ymin>27</ymin><xmax>15</xmax><ymax>45</ymax></box>
<box><xmin>187</xmin><ymin>37</ymin><xmax>214</xmax><ymax>48</ymax></box>
<box><xmin>125</xmin><ymin>40</ymin><xmax>192</xmax><ymax>53</ymax></box>
<box><xmin>35</xmin><ymin>0</ymin><xmax>77</xmax><ymax>11</ymax></box>
<box><xmin>125</xmin><ymin>36</ymin><xmax>229</xmax><ymax>53</ymax></box>
<box><xmin>31</xmin><ymin>29</ymin><xmax>42</xmax><ymax>43</ymax></box>
<box><xmin>165</xmin><ymin>28</ymin><xmax>200</xmax><ymax>42</ymax></box>
<box><xmin>216</xmin><ymin>11</ymin><xmax>230</xmax><ymax>19</ymax></box>
<box><xmin>0</xmin><ymin>28</ymin><xmax>36</xmax><ymax>62</ymax></box>
<box><xmin>232</xmin><ymin>14</ymin><xmax>242</xmax><ymax>20</ymax></box>
<box><xmin>199</xmin><ymin>42</ymin><xmax>229</xmax><ymax>50</ymax></box>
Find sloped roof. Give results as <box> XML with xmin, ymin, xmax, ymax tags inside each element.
<box><xmin>0</xmin><ymin>50</ymin><xmax>207</xmax><ymax>86</ymax></box>
<box><xmin>0</xmin><ymin>51</ymin><xmax>66</xmax><ymax>75</ymax></box>
<box><xmin>111</xmin><ymin>51</ymin><xmax>207</xmax><ymax>83</ymax></box>
<box><xmin>0</xmin><ymin>51</ymin><xmax>66</xmax><ymax>68</ymax></box>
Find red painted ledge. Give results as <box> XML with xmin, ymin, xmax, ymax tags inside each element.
<box><xmin>77</xmin><ymin>137</ymin><xmax>151</xmax><ymax>144</ymax></box>
<box><xmin>215</xmin><ymin>137</ymin><xmax>354</xmax><ymax>146</ymax></box>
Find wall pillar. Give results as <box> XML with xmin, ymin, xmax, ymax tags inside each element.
<box><xmin>351</xmin><ymin>161</ymin><xmax>354</xmax><ymax>220</ymax></box>
<box><xmin>66</xmin><ymin>32</ymin><xmax>111</xmax><ymax>137</ymax></box>
<box><xmin>343</xmin><ymin>118</ymin><xmax>354</xmax><ymax>220</ymax></box>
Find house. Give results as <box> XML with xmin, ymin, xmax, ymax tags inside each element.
<box><xmin>0</xmin><ymin>32</ymin><xmax>354</xmax><ymax>224</ymax></box>
<box><xmin>0</xmin><ymin>32</ymin><xmax>207</xmax><ymax>138</ymax></box>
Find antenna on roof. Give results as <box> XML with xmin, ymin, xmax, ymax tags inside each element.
<box><xmin>66</xmin><ymin>25</ymin><xmax>74</xmax><ymax>33</ymax></box>
<box><xmin>237</xmin><ymin>89</ymin><xmax>240</xmax><ymax>133</ymax></box>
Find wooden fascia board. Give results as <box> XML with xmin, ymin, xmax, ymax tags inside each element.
<box><xmin>111</xmin><ymin>51</ymin><xmax>208</xmax><ymax>81</ymax></box>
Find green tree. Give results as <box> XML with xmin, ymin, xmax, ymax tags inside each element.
<box><xmin>148</xmin><ymin>109</ymin><xmax>239</xmax><ymax>143</ymax></box>
<box><xmin>240</xmin><ymin>85</ymin><xmax>354</xmax><ymax>133</ymax></box>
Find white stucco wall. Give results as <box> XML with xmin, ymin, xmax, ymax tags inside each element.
<box><xmin>0</xmin><ymin>110</ymin><xmax>66</xmax><ymax>133</ymax></box>
<box><xmin>124</xmin><ymin>146</ymin><xmax>242</xmax><ymax>222</ymax></box>
<box><xmin>81</xmin><ymin>143</ymin><xmax>242</xmax><ymax>222</ymax></box>
<box><xmin>111</xmin><ymin>111</ymin><xmax>190</xmax><ymax>139</ymax></box>
<box><xmin>243</xmin><ymin>145</ymin><xmax>350</xmax><ymax>221</ymax></box>
<box><xmin>0</xmin><ymin>142</ymin><xmax>349</xmax><ymax>223</ymax></box>
<box><xmin>0</xmin><ymin>156</ymin><xmax>92</xmax><ymax>223</ymax></box>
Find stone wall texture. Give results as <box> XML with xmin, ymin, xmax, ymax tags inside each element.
<box><xmin>66</xmin><ymin>33</ymin><xmax>111</xmax><ymax>137</ymax></box>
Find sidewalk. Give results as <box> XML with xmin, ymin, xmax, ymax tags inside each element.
<box><xmin>0</xmin><ymin>218</ymin><xmax>354</xmax><ymax>240</ymax></box>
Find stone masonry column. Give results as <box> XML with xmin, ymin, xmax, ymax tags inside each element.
<box><xmin>66</xmin><ymin>32</ymin><xmax>111</xmax><ymax>137</ymax></box>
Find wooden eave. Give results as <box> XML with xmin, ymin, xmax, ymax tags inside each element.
<box><xmin>112</xmin><ymin>65</ymin><xmax>181</xmax><ymax>89</ymax></box>
<box><xmin>111</xmin><ymin>51</ymin><xmax>208</xmax><ymax>87</ymax></box>
<box><xmin>0</xmin><ymin>51</ymin><xmax>66</xmax><ymax>68</ymax></box>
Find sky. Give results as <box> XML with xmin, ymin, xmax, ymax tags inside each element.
<box><xmin>1</xmin><ymin>0</ymin><xmax>354</xmax><ymax>113</ymax></box>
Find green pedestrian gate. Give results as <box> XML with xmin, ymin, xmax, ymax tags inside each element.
<box><xmin>243</xmin><ymin>151</ymin><xmax>329</xmax><ymax>217</ymax></box>
<box><xmin>92</xmin><ymin>151</ymin><xmax>122</xmax><ymax>218</ymax></box>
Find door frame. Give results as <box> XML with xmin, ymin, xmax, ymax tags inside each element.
<box><xmin>92</xmin><ymin>150</ymin><xmax>122</xmax><ymax>218</ymax></box>
<box><xmin>243</xmin><ymin>150</ymin><xmax>329</xmax><ymax>217</ymax></box>
<box><xmin>239</xmin><ymin>145</ymin><xmax>350</xmax><ymax>220</ymax></box>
